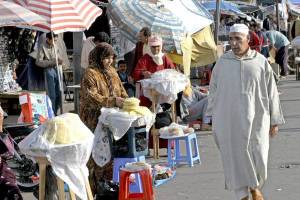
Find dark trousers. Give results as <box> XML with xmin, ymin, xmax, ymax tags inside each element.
<box><xmin>275</xmin><ymin>45</ymin><xmax>289</xmax><ymax>76</ymax></box>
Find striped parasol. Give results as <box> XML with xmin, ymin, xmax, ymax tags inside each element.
<box><xmin>14</xmin><ymin>0</ymin><xmax>102</xmax><ymax>33</ymax></box>
<box><xmin>108</xmin><ymin>0</ymin><xmax>213</xmax><ymax>53</ymax></box>
<box><xmin>13</xmin><ymin>0</ymin><xmax>102</xmax><ymax>115</ymax></box>
<box><xmin>0</xmin><ymin>0</ymin><xmax>45</xmax><ymax>27</ymax></box>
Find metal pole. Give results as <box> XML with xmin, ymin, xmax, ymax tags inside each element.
<box><xmin>214</xmin><ymin>0</ymin><xmax>221</xmax><ymax>44</ymax></box>
<box><xmin>276</xmin><ymin>0</ymin><xmax>280</xmax><ymax>31</ymax></box>
<box><xmin>72</xmin><ymin>32</ymin><xmax>83</xmax><ymax>114</ymax></box>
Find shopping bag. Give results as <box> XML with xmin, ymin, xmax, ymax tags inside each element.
<box><xmin>19</xmin><ymin>92</ymin><xmax>49</xmax><ymax>124</ymax></box>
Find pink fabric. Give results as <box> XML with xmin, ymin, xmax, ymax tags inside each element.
<box><xmin>148</xmin><ymin>36</ymin><xmax>163</xmax><ymax>46</ymax></box>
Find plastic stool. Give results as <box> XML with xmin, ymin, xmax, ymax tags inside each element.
<box><xmin>167</xmin><ymin>133</ymin><xmax>201</xmax><ymax>167</ymax></box>
<box><xmin>113</xmin><ymin>156</ymin><xmax>145</xmax><ymax>192</ymax></box>
<box><xmin>119</xmin><ymin>168</ymin><xmax>154</xmax><ymax>200</ymax></box>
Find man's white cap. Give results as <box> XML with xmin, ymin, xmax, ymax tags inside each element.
<box><xmin>229</xmin><ymin>24</ymin><xmax>249</xmax><ymax>35</ymax></box>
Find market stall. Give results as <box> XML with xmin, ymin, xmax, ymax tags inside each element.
<box><xmin>139</xmin><ymin>69</ymin><xmax>189</xmax><ymax>158</ymax></box>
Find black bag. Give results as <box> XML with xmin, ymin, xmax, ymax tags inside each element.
<box><xmin>155</xmin><ymin>111</ymin><xmax>172</xmax><ymax>129</ymax></box>
<box><xmin>95</xmin><ymin>180</ymin><xmax>119</xmax><ymax>200</ymax></box>
<box><xmin>109</xmin><ymin>125</ymin><xmax>148</xmax><ymax>157</ymax></box>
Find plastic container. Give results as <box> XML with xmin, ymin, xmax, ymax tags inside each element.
<box><xmin>109</xmin><ymin>125</ymin><xmax>148</xmax><ymax>158</ymax></box>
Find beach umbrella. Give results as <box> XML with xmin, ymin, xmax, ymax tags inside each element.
<box><xmin>14</xmin><ymin>0</ymin><xmax>102</xmax><ymax>33</ymax></box>
<box><xmin>0</xmin><ymin>0</ymin><xmax>45</xmax><ymax>27</ymax></box>
<box><xmin>108</xmin><ymin>0</ymin><xmax>213</xmax><ymax>53</ymax></box>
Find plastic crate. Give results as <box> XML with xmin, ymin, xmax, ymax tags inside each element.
<box><xmin>109</xmin><ymin>125</ymin><xmax>148</xmax><ymax>158</ymax></box>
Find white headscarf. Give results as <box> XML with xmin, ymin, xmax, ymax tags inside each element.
<box><xmin>148</xmin><ymin>36</ymin><xmax>164</xmax><ymax>65</ymax></box>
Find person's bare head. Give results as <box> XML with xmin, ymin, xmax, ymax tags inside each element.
<box><xmin>229</xmin><ymin>24</ymin><xmax>250</xmax><ymax>57</ymax></box>
<box><xmin>138</xmin><ymin>27</ymin><xmax>151</xmax><ymax>44</ymax></box>
<box><xmin>46</xmin><ymin>32</ymin><xmax>58</xmax><ymax>47</ymax></box>
<box><xmin>252</xmin><ymin>22</ymin><xmax>261</xmax><ymax>32</ymax></box>
<box><xmin>94</xmin><ymin>32</ymin><xmax>111</xmax><ymax>45</ymax></box>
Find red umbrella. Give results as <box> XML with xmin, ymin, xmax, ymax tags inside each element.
<box><xmin>14</xmin><ymin>0</ymin><xmax>102</xmax><ymax>33</ymax></box>
<box><xmin>0</xmin><ymin>0</ymin><xmax>46</xmax><ymax>27</ymax></box>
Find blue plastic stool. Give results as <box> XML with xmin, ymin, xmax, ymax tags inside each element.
<box><xmin>167</xmin><ymin>133</ymin><xmax>201</xmax><ymax>167</ymax></box>
<box><xmin>113</xmin><ymin>156</ymin><xmax>146</xmax><ymax>193</ymax></box>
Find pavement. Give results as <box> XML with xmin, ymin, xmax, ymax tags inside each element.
<box><xmin>19</xmin><ymin>75</ymin><xmax>300</xmax><ymax>200</ymax></box>
<box><xmin>155</xmin><ymin>75</ymin><xmax>300</xmax><ymax>200</ymax></box>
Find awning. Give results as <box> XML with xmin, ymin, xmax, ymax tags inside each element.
<box><xmin>201</xmin><ymin>1</ymin><xmax>247</xmax><ymax>17</ymax></box>
<box><xmin>288</xmin><ymin>0</ymin><xmax>300</xmax><ymax>15</ymax></box>
<box><xmin>167</xmin><ymin>26</ymin><xmax>217</xmax><ymax>76</ymax></box>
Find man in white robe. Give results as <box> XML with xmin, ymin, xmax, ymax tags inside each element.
<box><xmin>206</xmin><ymin>24</ymin><xmax>285</xmax><ymax>200</ymax></box>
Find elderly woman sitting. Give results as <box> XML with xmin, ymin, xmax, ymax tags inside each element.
<box><xmin>79</xmin><ymin>42</ymin><xmax>128</xmax><ymax>193</ymax></box>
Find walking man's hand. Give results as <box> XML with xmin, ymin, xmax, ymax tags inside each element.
<box><xmin>269</xmin><ymin>125</ymin><xmax>278</xmax><ymax>138</ymax></box>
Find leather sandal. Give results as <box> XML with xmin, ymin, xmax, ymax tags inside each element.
<box><xmin>241</xmin><ymin>196</ymin><xmax>249</xmax><ymax>200</ymax></box>
<box><xmin>200</xmin><ymin>124</ymin><xmax>212</xmax><ymax>131</ymax></box>
<box><xmin>250</xmin><ymin>189</ymin><xmax>264</xmax><ymax>200</ymax></box>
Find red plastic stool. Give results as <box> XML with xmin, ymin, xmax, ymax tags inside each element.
<box><xmin>119</xmin><ymin>168</ymin><xmax>154</xmax><ymax>200</ymax></box>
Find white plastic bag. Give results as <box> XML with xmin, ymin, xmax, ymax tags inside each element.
<box><xmin>291</xmin><ymin>36</ymin><xmax>300</xmax><ymax>49</ymax></box>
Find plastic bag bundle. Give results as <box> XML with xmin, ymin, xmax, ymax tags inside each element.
<box><xmin>18</xmin><ymin>113</ymin><xmax>94</xmax><ymax>157</ymax></box>
<box><xmin>291</xmin><ymin>36</ymin><xmax>300</xmax><ymax>49</ymax></box>
<box><xmin>140</xmin><ymin>69</ymin><xmax>189</xmax><ymax>104</ymax></box>
<box><xmin>159</xmin><ymin>122</ymin><xmax>194</xmax><ymax>138</ymax></box>
<box><xmin>18</xmin><ymin>113</ymin><xmax>94</xmax><ymax>200</ymax></box>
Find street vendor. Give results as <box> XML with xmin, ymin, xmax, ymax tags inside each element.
<box><xmin>79</xmin><ymin>42</ymin><xmax>128</xmax><ymax>193</ymax></box>
<box><xmin>265</xmin><ymin>30</ymin><xmax>290</xmax><ymax>77</ymax></box>
<box><xmin>132</xmin><ymin>35</ymin><xmax>175</xmax><ymax>107</ymax></box>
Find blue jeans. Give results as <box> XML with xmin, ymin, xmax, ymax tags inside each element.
<box><xmin>45</xmin><ymin>68</ymin><xmax>61</xmax><ymax>115</ymax></box>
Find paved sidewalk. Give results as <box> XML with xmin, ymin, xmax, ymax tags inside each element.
<box><xmin>155</xmin><ymin>76</ymin><xmax>300</xmax><ymax>200</ymax></box>
<box><xmin>20</xmin><ymin>76</ymin><xmax>300</xmax><ymax>200</ymax></box>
